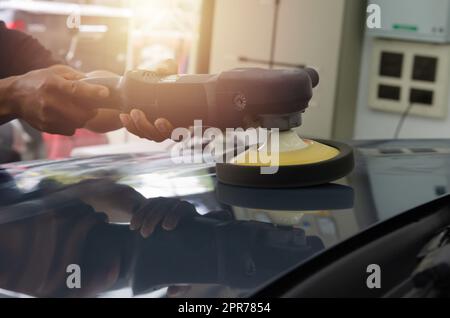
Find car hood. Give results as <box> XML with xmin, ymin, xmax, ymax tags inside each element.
<box><xmin>0</xmin><ymin>139</ymin><xmax>449</xmax><ymax>298</ymax></box>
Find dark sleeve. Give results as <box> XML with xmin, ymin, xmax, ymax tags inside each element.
<box><xmin>0</xmin><ymin>21</ymin><xmax>60</xmax><ymax>78</ymax></box>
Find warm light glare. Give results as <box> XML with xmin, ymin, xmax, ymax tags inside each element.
<box><xmin>129</xmin><ymin>0</ymin><xmax>202</xmax><ymax>72</ymax></box>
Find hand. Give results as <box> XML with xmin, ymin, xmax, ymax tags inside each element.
<box><xmin>66</xmin><ymin>178</ymin><xmax>146</xmax><ymax>217</ymax></box>
<box><xmin>129</xmin><ymin>197</ymin><xmax>197</xmax><ymax>238</ymax></box>
<box><xmin>120</xmin><ymin>59</ymin><xmax>178</xmax><ymax>142</ymax></box>
<box><xmin>167</xmin><ymin>285</ymin><xmax>192</xmax><ymax>298</ymax></box>
<box><xmin>8</xmin><ymin>65</ymin><xmax>110</xmax><ymax>135</ymax></box>
<box><xmin>120</xmin><ymin>109</ymin><xmax>174</xmax><ymax>142</ymax></box>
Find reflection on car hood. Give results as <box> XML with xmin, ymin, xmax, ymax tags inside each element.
<box><xmin>0</xmin><ymin>139</ymin><xmax>449</xmax><ymax>298</ymax></box>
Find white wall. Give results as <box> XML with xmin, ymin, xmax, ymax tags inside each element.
<box><xmin>210</xmin><ymin>0</ymin><xmax>346</xmax><ymax>139</ymax></box>
<box><xmin>354</xmin><ymin>37</ymin><xmax>450</xmax><ymax>139</ymax></box>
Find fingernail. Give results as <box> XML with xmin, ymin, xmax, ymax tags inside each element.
<box><xmin>155</xmin><ymin>121</ymin><xmax>168</xmax><ymax>134</ymax></box>
<box><xmin>163</xmin><ymin>223</ymin><xmax>176</xmax><ymax>231</ymax></box>
<box><xmin>120</xmin><ymin>114</ymin><xmax>130</xmax><ymax>125</ymax></box>
<box><xmin>162</xmin><ymin>219</ymin><xmax>176</xmax><ymax>231</ymax></box>
<box><xmin>131</xmin><ymin>110</ymin><xmax>141</xmax><ymax>123</ymax></box>
<box><xmin>99</xmin><ymin>87</ymin><xmax>109</xmax><ymax>98</ymax></box>
<box><xmin>141</xmin><ymin>229</ymin><xmax>151</xmax><ymax>238</ymax></box>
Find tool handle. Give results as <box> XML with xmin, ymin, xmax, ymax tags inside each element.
<box><xmin>81</xmin><ymin>73</ymin><xmax>213</xmax><ymax>128</ymax></box>
<box><xmin>81</xmin><ymin>76</ymin><xmax>124</xmax><ymax>110</ymax></box>
<box><xmin>120</xmin><ymin>71</ymin><xmax>214</xmax><ymax>127</ymax></box>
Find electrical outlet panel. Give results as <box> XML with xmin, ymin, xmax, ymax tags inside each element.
<box><xmin>368</xmin><ymin>39</ymin><xmax>450</xmax><ymax>119</ymax></box>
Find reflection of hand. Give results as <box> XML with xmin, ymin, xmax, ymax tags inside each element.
<box><xmin>66</xmin><ymin>179</ymin><xmax>146</xmax><ymax>217</ymax></box>
<box><xmin>120</xmin><ymin>59</ymin><xmax>178</xmax><ymax>142</ymax></box>
<box><xmin>167</xmin><ymin>285</ymin><xmax>192</xmax><ymax>298</ymax></box>
<box><xmin>0</xmin><ymin>200</ymin><xmax>108</xmax><ymax>297</ymax></box>
<box><xmin>130</xmin><ymin>197</ymin><xmax>197</xmax><ymax>238</ymax></box>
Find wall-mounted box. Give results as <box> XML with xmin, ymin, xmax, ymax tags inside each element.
<box><xmin>368</xmin><ymin>39</ymin><xmax>450</xmax><ymax>119</ymax></box>
<box><xmin>368</xmin><ymin>0</ymin><xmax>450</xmax><ymax>43</ymax></box>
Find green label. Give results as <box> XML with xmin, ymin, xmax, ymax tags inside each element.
<box><xmin>393</xmin><ymin>24</ymin><xmax>418</xmax><ymax>32</ymax></box>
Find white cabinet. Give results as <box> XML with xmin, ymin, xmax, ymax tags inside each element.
<box><xmin>209</xmin><ymin>0</ymin><xmax>348</xmax><ymax>139</ymax></box>
<box><xmin>210</xmin><ymin>0</ymin><xmax>276</xmax><ymax>72</ymax></box>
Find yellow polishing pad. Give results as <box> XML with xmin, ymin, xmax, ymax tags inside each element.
<box><xmin>232</xmin><ymin>135</ymin><xmax>340</xmax><ymax>167</ymax></box>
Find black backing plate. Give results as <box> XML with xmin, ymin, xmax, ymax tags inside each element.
<box><xmin>216</xmin><ymin>139</ymin><xmax>354</xmax><ymax>188</ymax></box>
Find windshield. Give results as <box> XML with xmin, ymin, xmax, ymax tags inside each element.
<box><xmin>0</xmin><ymin>139</ymin><xmax>448</xmax><ymax>298</ymax></box>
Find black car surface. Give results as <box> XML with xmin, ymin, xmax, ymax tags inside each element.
<box><xmin>0</xmin><ymin>139</ymin><xmax>449</xmax><ymax>298</ymax></box>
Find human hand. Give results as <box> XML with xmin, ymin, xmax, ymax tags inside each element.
<box><xmin>8</xmin><ymin>65</ymin><xmax>110</xmax><ymax>135</ymax></box>
<box><xmin>120</xmin><ymin>59</ymin><xmax>178</xmax><ymax>142</ymax></box>
<box><xmin>129</xmin><ymin>197</ymin><xmax>197</xmax><ymax>238</ymax></box>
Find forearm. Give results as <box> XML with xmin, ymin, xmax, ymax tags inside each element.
<box><xmin>0</xmin><ymin>76</ymin><xmax>18</xmax><ymax>125</ymax></box>
<box><xmin>67</xmin><ymin>180</ymin><xmax>145</xmax><ymax>217</ymax></box>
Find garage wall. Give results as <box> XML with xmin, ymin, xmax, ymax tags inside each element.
<box><xmin>209</xmin><ymin>0</ymin><xmax>347</xmax><ymax>139</ymax></box>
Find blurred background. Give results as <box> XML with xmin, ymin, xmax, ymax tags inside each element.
<box><xmin>1</xmin><ymin>0</ymin><xmax>205</xmax><ymax>160</ymax></box>
<box><xmin>1</xmin><ymin>0</ymin><xmax>450</xmax><ymax>162</ymax></box>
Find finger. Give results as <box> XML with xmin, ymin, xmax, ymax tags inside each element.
<box><xmin>139</xmin><ymin>198</ymin><xmax>181</xmax><ymax>237</ymax></box>
<box><xmin>86</xmin><ymin>70</ymin><xmax>118</xmax><ymax>78</ymax></box>
<box><xmin>154</xmin><ymin>118</ymin><xmax>174</xmax><ymax>139</ymax></box>
<box><xmin>130</xmin><ymin>207</ymin><xmax>146</xmax><ymax>231</ymax></box>
<box><xmin>161</xmin><ymin>201</ymin><xmax>182</xmax><ymax>231</ymax></box>
<box><xmin>129</xmin><ymin>197</ymin><xmax>163</xmax><ymax>230</ymax></box>
<box><xmin>42</xmin><ymin>94</ymin><xmax>97</xmax><ymax>132</ymax></box>
<box><xmin>120</xmin><ymin>113</ymin><xmax>143</xmax><ymax>138</ymax></box>
<box><xmin>140</xmin><ymin>200</ymin><xmax>172</xmax><ymax>238</ymax></box>
<box><xmin>162</xmin><ymin>200</ymin><xmax>196</xmax><ymax>231</ymax></box>
<box><xmin>141</xmin><ymin>211</ymin><xmax>164</xmax><ymax>238</ymax></box>
<box><xmin>50</xmin><ymin>65</ymin><xmax>86</xmax><ymax>80</ymax></box>
<box><xmin>61</xmin><ymin>106</ymin><xmax>98</xmax><ymax>128</ymax></box>
<box><xmin>130</xmin><ymin>207</ymin><xmax>145</xmax><ymax>231</ymax></box>
<box><xmin>57</xmin><ymin>78</ymin><xmax>110</xmax><ymax>102</ymax></box>
<box><xmin>130</xmin><ymin>109</ymin><xmax>165</xmax><ymax>142</ymax></box>
<box><xmin>39</xmin><ymin>108</ymin><xmax>78</xmax><ymax>135</ymax></box>
<box><xmin>61</xmin><ymin>71</ymin><xmax>85</xmax><ymax>81</ymax></box>
<box><xmin>58</xmin><ymin>111</ymin><xmax>97</xmax><ymax>130</ymax></box>
<box><xmin>43</xmin><ymin>94</ymin><xmax>97</xmax><ymax>128</ymax></box>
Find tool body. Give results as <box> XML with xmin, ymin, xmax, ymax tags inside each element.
<box><xmin>83</xmin><ymin>68</ymin><xmax>318</xmax><ymax>129</ymax></box>
<box><xmin>84</xmin><ymin>68</ymin><xmax>354</xmax><ymax>187</ymax></box>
